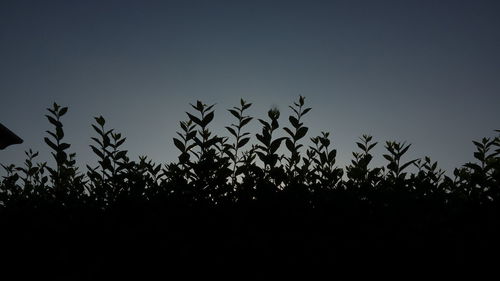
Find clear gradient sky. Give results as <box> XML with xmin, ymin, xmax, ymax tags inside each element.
<box><xmin>1</xmin><ymin>0</ymin><xmax>499</xmax><ymax>175</ymax></box>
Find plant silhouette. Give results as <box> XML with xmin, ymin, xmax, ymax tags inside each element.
<box><xmin>1</xmin><ymin>97</ymin><xmax>499</xmax><ymax>278</ymax></box>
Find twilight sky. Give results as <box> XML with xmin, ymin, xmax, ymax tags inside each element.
<box><xmin>1</xmin><ymin>0</ymin><xmax>499</xmax><ymax>175</ymax></box>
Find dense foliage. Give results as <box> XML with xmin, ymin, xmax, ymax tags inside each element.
<box><xmin>1</xmin><ymin>97</ymin><xmax>499</xmax><ymax>277</ymax></box>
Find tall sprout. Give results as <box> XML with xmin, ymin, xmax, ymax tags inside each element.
<box><xmin>44</xmin><ymin>103</ymin><xmax>84</xmax><ymax>202</ymax></box>
<box><xmin>225</xmin><ymin>99</ymin><xmax>253</xmax><ymax>184</ymax></box>
<box><xmin>283</xmin><ymin>96</ymin><xmax>311</xmax><ymax>181</ymax></box>
<box><xmin>383</xmin><ymin>141</ymin><xmax>417</xmax><ymax>182</ymax></box>
<box><xmin>346</xmin><ymin>134</ymin><xmax>381</xmax><ymax>188</ymax></box>
<box><xmin>255</xmin><ymin>106</ymin><xmax>286</xmax><ymax>184</ymax></box>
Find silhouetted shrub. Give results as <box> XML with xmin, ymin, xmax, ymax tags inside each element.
<box><xmin>1</xmin><ymin>97</ymin><xmax>499</xmax><ymax>277</ymax></box>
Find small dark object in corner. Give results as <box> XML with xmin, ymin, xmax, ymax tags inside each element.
<box><xmin>0</xmin><ymin>123</ymin><xmax>23</xmax><ymax>150</ymax></box>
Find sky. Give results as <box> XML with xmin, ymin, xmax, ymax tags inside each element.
<box><xmin>1</xmin><ymin>0</ymin><xmax>499</xmax><ymax>176</ymax></box>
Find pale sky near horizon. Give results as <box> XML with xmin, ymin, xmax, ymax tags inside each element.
<box><xmin>1</xmin><ymin>0</ymin><xmax>499</xmax><ymax>176</ymax></box>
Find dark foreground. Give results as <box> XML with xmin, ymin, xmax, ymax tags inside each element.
<box><xmin>1</xmin><ymin>196</ymin><xmax>499</xmax><ymax>279</ymax></box>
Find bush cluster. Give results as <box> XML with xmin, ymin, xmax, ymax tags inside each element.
<box><xmin>1</xmin><ymin>97</ymin><xmax>499</xmax><ymax>276</ymax></box>
<box><xmin>2</xmin><ymin>97</ymin><xmax>499</xmax><ymax>208</ymax></box>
